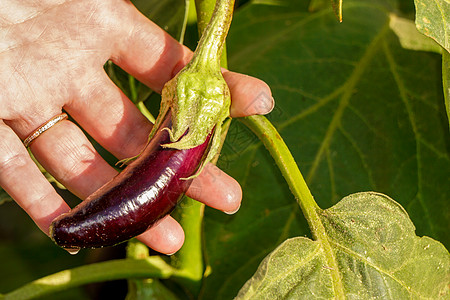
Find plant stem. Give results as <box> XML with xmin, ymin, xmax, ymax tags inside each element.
<box><xmin>171</xmin><ymin>199</ymin><xmax>205</xmax><ymax>295</ymax></box>
<box><xmin>173</xmin><ymin>0</ymin><xmax>232</xmax><ymax>296</ymax></box>
<box><xmin>4</xmin><ymin>257</ymin><xmax>175</xmax><ymax>300</ymax></box>
<box><xmin>137</xmin><ymin>101</ymin><xmax>155</xmax><ymax>123</ymax></box>
<box><xmin>240</xmin><ymin>115</ymin><xmax>345</xmax><ymax>298</ymax></box>
<box><xmin>128</xmin><ymin>75</ymin><xmax>138</xmax><ymax>102</ymax></box>
<box><xmin>195</xmin><ymin>0</ymin><xmax>216</xmax><ymax>36</ymax></box>
<box><xmin>129</xmin><ymin>74</ymin><xmax>156</xmax><ymax>123</ymax></box>
<box><xmin>193</xmin><ymin>0</ymin><xmax>233</xmax><ymax>68</ymax></box>
<box><xmin>239</xmin><ymin>116</ymin><xmax>321</xmax><ymax>234</ymax></box>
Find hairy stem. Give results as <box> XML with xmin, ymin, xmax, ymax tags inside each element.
<box><xmin>171</xmin><ymin>199</ymin><xmax>205</xmax><ymax>296</ymax></box>
<box><xmin>240</xmin><ymin>115</ymin><xmax>345</xmax><ymax>298</ymax></box>
<box><xmin>191</xmin><ymin>0</ymin><xmax>234</xmax><ymax>68</ymax></box>
<box><xmin>239</xmin><ymin>116</ymin><xmax>320</xmax><ymax>232</ymax></box>
<box><xmin>195</xmin><ymin>0</ymin><xmax>229</xmax><ymax>67</ymax></box>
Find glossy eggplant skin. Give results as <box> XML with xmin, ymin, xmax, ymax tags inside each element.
<box><xmin>50</xmin><ymin>114</ymin><xmax>210</xmax><ymax>249</ymax></box>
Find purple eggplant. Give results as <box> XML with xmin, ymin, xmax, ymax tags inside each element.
<box><xmin>50</xmin><ymin>113</ymin><xmax>211</xmax><ymax>249</ymax></box>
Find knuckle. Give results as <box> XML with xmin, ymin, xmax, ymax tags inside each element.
<box><xmin>25</xmin><ymin>189</ymin><xmax>53</xmax><ymax>211</ymax></box>
<box><xmin>55</xmin><ymin>142</ymin><xmax>96</xmax><ymax>183</ymax></box>
<box><xmin>0</xmin><ymin>151</ymin><xmax>29</xmax><ymax>177</ymax></box>
<box><xmin>0</xmin><ymin>128</ymin><xmax>29</xmax><ymax>176</ymax></box>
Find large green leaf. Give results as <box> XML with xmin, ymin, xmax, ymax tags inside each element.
<box><xmin>444</xmin><ymin>51</ymin><xmax>450</xmax><ymax>125</ymax></box>
<box><xmin>236</xmin><ymin>192</ymin><xmax>450</xmax><ymax>299</ymax></box>
<box><xmin>202</xmin><ymin>0</ymin><xmax>450</xmax><ymax>298</ymax></box>
<box><xmin>414</xmin><ymin>0</ymin><xmax>450</xmax><ymax>53</ymax></box>
<box><xmin>414</xmin><ymin>0</ymin><xmax>450</xmax><ymax>126</ymax></box>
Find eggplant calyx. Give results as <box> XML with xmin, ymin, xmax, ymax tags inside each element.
<box><xmin>150</xmin><ymin>0</ymin><xmax>235</xmax><ymax>178</ymax></box>
<box><xmin>159</xmin><ymin>67</ymin><xmax>230</xmax><ymax>179</ymax></box>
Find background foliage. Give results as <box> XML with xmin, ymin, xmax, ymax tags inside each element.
<box><xmin>201</xmin><ymin>0</ymin><xmax>449</xmax><ymax>298</ymax></box>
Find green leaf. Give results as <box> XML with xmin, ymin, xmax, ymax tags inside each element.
<box><xmin>389</xmin><ymin>14</ymin><xmax>442</xmax><ymax>53</ymax></box>
<box><xmin>414</xmin><ymin>0</ymin><xmax>450</xmax><ymax>53</ymax></box>
<box><xmin>202</xmin><ymin>0</ymin><xmax>450</xmax><ymax>298</ymax></box>
<box><xmin>307</xmin><ymin>0</ymin><xmax>343</xmax><ymax>22</ymax></box>
<box><xmin>251</xmin><ymin>0</ymin><xmax>289</xmax><ymax>5</ymax></box>
<box><xmin>236</xmin><ymin>192</ymin><xmax>450</xmax><ymax>299</ymax></box>
<box><xmin>331</xmin><ymin>0</ymin><xmax>343</xmax><ymax>22</ymax></box>
<box><xmin>308</xmin><ymin>0</ymin><xmax>329</xmax><ymax>12</ymax></box>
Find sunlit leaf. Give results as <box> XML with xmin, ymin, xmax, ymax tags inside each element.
<box><xmin>414</xmin><ymin>0</ymin><xmax>450</xmax><ymax>53</ymax></box>
<box><xmin>236</xmin><ymin>193</ymin><xmax>450</xmax><ymax>299</ymax></box>
<box><xmin>389</xmin><ymin>14</ymin><xmax>442</xmax><ymax>53</ymax></box>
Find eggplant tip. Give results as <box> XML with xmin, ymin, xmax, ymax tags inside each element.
<box><xmin>64</xmin><ymin>247</ymin><xmax>81</xmax><ymax>255</ymax></box>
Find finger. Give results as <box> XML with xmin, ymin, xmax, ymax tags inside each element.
<box><xmin>0</xmin><ymin>122</ymin><xmax>70</xmax><ymax>234</ymax></box>
<box><xmin>187</xmin><ymin>163</ymin><xmax>241</xmax><ymax>214</ymax></box>
<box><xmin>65</xmin><ymin>71</ymin><xmax>153</xmax><ymax>160</ymax></box>
<box><xmin>112</xmin><ymin>3</ymin><xmax>273</xmax><ymax>116</ymax></box>
<box><xmin>29</xmin><ymin>119</ymin><xmax>117</xmax><ymax>199</ymax></box>
<box><xmin>111</xmin><ymin>1</ymin><xmax>191</xmax><ymax>93</ymax></box>
<box><xmin>137</xmin><ymin>216</ymin><xmax>185</xmax><ymax>255</ymax></box>
<box><xmin>223</xmin><ymin>71</ymin><xmax>274</xmax><ymax>117</ymax></box>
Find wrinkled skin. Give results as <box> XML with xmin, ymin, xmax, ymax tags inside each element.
<box><xmin>0</xmin><ymin>0</ymin><xmax>273</xmax><ymax>254</ymax></box>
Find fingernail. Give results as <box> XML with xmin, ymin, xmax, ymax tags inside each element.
<box><xmin>266</xmin><ymin>96</ymin><xmax>275</xmax><ymax>114</ymax></box>
<box><xmin>256</xmin><ymin>95</ymin><xmax>275</xmax><ymax>115</ymax></box>
<box><xmin>223</xmin><ymin>203</ymin><xmax>241</xmax><ymax>215</ymax></box>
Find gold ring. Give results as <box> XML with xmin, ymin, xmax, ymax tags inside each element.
<box><xmin>23</xmin><ymin>113</ymin><xmax>68</xmax><ymax>148</ymax></box>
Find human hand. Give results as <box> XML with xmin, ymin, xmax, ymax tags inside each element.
<box><xmin>0</xmin><ymin>0</ymin><xmax>273</xmax><ymax>254</ymax></box>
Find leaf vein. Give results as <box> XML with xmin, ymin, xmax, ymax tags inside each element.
<box><xmin>305</xmin><ymin>20</ymin><xmax>390</xmax><ymax>185</ymax></box>
<box><xmin>381</xmin><ymin>39</ymin><xmax>436</xmax><ymax>237</ymax></box>
<box><xmin>251</xmin><ymin>243</ymin><xmax>323</xmax><ymax>298</ymax></box>
<box><xmin>328</xmin><ymin>240</ymin><xmax>413</xmax><ymax>294</ymax></box>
